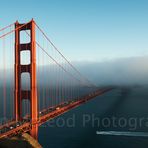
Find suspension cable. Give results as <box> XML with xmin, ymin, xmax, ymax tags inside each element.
<box><xmin>24</xmin><ymin>30</ymin><xmax>94</xmax><ymax>88</ymax></box>
<box><xmin>0</xmin><ymin>23</ymin><xmax>14</xmax><ymax>32</ymax></box>
<box><xmin>34</xmin><ymin>22</ymin><xmax>97</xmax><ymax>88</ymax></box>
<box><xmin>36</xmin><ymin>41</ymin><xmax>90</xmax><ymax>88</ymax></box>
<box><xmin>0</xmin><ymin>21</ymin><xmax>31</xmax><ymax>39</ymax></box>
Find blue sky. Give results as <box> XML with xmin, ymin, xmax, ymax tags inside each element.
<box><xmin>0</xmin><ymin>0</ymin><xmax>148</xmax><ymax>62</ymax></box>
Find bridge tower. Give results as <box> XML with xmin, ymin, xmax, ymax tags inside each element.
<box><xmin>14</xmin><ymin>19</ymin><xmax>38</xmax><ymax>139</ymax></box>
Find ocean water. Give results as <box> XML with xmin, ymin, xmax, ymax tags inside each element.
<box><xmin>0</xmin><ymin>85</ymin><xmax>148</xmax><ymax>147</ymax></box>
<box><xmin>38</xmin><ymin>86</ymin><xmax>148</xmax><ymax>148</ymax></box>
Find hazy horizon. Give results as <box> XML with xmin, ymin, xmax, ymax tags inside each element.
<box><xmin>0</xmin><ymin>55</ymin><xmax>148</xmax><ymax>86</ymax></box>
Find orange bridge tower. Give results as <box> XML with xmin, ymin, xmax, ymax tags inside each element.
<box><xmin>14</xmin><ymin>19</ymin><xmax>38</xmax><ymax>139</ymax></box>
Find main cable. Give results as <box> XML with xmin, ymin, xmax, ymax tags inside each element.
<box><xmin>35</xmin><ymin>22</ymin><xmax>97</xmax><ymax>88</ymax></box>
<box><xmin>24</xmin><ymin>30</ymin><xmax>91</xmax><ymax>88</ymax></box>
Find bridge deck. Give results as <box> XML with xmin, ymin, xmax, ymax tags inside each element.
<box><xmin>0</xmin><ymin>87</ymin><xmax>113</xmax><ymax>139</ymax></box>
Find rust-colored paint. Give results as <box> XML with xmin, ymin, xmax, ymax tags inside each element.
<box><xmin>14</xmin><ymin>19</ymin><xmax>38</xmax><ymax>139</ymax></box>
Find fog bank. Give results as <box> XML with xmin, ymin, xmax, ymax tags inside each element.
<box><xmin>73</xmin><ymin>56</ymin><xmax>148</xmax><ymax>86</ymax></box>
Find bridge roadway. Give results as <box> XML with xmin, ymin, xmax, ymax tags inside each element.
<box><xmin>0</xmin><ymin>87</ymin><xmax>113</xmax><ymax>139</ymax></box>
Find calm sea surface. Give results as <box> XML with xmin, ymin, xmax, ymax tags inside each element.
<box><xmin>38</xmin><ymin>86</ymin><xmax>148</xmax><ymax>148</ymax></box>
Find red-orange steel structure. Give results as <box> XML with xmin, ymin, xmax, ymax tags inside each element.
<box><xmin>0</xmin><ymin>87</ymin><xmax>113</xmax><ymax>139</ymax></box>
<box><xmin>14</xmin><ymin>19</ymin><xmax>38</xmax><ymax>139</ymax></box>
<box><xmin>0</xmin><ymin>19</ymin><xmax>114</xmax><ymax>141</ymax></box>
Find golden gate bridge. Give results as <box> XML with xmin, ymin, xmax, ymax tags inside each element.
<box><xmin>0</xmin><ymin>19</ymin><xmax>113</xmax><ymax>140</ymax></box>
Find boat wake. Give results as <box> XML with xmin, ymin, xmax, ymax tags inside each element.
<box><xmin>96</xmin><ymin>131</ymin><xmax>148</xmax><ymax>137</ymax></box>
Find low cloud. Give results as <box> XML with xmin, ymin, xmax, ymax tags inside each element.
<box><xmin>0</xmin><ymin>56</ymin><xmax>148</xmax><ymax>87</ymax></box>
<box><xmin>73</xmin><ymin>56</ymin><xmax>148</xmax><ymax>86</ymax></box>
